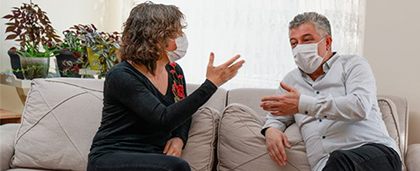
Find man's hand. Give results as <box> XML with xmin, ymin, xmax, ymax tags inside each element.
<box><xmin>265</xmin><ymin>127</ymin><xmax>291</xmax><ymax>166</ymax></box>
<box><xmin>260</xmin><ymin>82</ymin><xmax>300</xmax><ymax>116</ymax></box>
<box><xmin>163</xmin><ymin>137</ymin><xmax>184</xmax><ymax>157</ymax></box>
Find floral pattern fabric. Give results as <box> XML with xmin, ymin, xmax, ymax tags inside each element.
<box><xmin>169</xmin><ymin>62</ymin><xmax>185</xmax><ymax>102</ymax></box>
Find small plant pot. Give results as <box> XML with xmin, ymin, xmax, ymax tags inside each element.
<box><xmin>20</xmin><ymin>56</ymin><xmax>50</xmax><ymax>80</ymax></box>
<box><xmin>56</xmin><ymin>50</ymin><xmax>81</xmax><ymax>77</ymax></box>
<box><xmin>8</xmin><ymin>50</ymin><xmax>24</xmax><ymax>79</ymax></box>
<box><xmin>87</xmin><ymin>46</ymin><xmax>102</xmax><ymax>70</ymax></box>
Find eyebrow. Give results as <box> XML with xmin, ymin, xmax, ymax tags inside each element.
<box><xmin>302</xmin><ymin>33</ymin><xmax>314</xmax><ymax>38</ymax></box>
<box><xmin>290</xmin><ymin>33</ymin><xmax>314</xmax><ymax>42</ymax></box>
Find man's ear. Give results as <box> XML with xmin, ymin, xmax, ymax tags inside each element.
<box><xmin>326</xmin><ymin>36</ymin><xmax>333</xmax><ymax>51</ymax></box>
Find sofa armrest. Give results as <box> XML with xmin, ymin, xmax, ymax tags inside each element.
<box><xmin>406</xmin><ymin>144</ymin><xmax>420</xmax><ymax>171</ymax></box>
<box><xmin>0</xmin><ymin>124</ymin><xmax>19</xmax><ymax>171</ymax></box>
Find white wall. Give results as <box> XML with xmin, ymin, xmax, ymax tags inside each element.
<box><xmin>0</xmin><ymin>0</ymin><xmax>128</xmax><ymax>113</ymax></box>
<box><xmin>364</xmin><ymin>0</ymin><xmax>420</xmax><ymax>144</ymax></box>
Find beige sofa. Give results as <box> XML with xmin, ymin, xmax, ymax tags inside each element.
<box><xmin>0</xmin><ymin>78</ymin><xmax>419</xmax><ymax>171</ymax></box>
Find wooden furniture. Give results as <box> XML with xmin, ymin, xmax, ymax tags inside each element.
<box><xmin>0</xmin><ymin>73</ymin><xmax>31</xmax><ymax>104</ymax></box>
<box><xmin>0</xmin><ymin>109</ymin><xmax>21</xmax><ymax>125</ymax></box>
<box><xmin>0</xmin><ymin>73</ymin><xmax>31</xmax><ymax>125</ymax></box>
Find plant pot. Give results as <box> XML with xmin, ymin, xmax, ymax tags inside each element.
<box><xmin>87</xmin><ymin>46</ymin><xmax>102</xmax><ymax>70</ymax></box>
<box><xmin>20</xmin><ymin>56</ymin><xmax>50</xmax><ymax>80</ymax></box>
<box><xmin>55</xmin><ymin>50</ymin><xmax>81</xmax><ymax>77</ymax></box>
<box><xmin>8</xmin><ymin>50</ymin><xmax>24</xmax><ymax>79</ymax></box>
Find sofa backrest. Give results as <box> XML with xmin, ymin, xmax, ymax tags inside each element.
<box><xmin>226</xmin><ymin>88</ymin><xmax>276</xmax><ymax>121</ymax></box>
<box><xmin>186</xmin><ymin>84</ymin><xmax>227</xmax><ymax>115</ymax></box>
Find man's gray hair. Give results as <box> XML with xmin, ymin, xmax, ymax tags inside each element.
<box><xmin>289</xmin><ymin>12</ymin><xmax>331</xmax><ymax>37</ymax></box>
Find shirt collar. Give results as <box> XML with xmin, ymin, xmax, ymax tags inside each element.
<box><xmin>300</xmin><ymin>52</ymin><xmax>339</xmax><ymax>83</ymax></box>
<box><xmin>323</xmin><ymin>52</ymin><xmax>339</xmax><ymax>73</ymax></box>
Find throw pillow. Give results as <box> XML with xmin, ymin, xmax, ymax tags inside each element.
<box><xmin>11</xmin><ymin>79</ymin><xmax>104</xmax><ymax>171</ymax></box>
<box><xmin>181</xmin><ymin>107</ymin><xmax>220</xmax><ymax>171</ymax></box>
<box><xmin>217</xmin><ymin>103</ymin><xmax>310</xmax><ymax>171</ymax></box>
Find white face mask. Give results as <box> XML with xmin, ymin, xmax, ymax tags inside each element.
<box><xmin>167</xmin><ymin>33</ymin><xmax>188</xmax><ymax>62</ymax></box>
<box><xmin>292</xmin><ymin>37</ymin><xmax>327</xmax><ymax>74</ymax></box>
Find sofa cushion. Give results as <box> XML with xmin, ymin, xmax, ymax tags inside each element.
<box><xmin>181</xmin><ymin>107</ymin><xmax>220</xmax><ymax>171</ymax></box>
<box><xmin>217</xmin><ymin>103</ymin><xmax>310</xmax><ymax>171</ymax></box>
<box><xmin>0</xmin><ymin>124</ymin><xmax>19</xmax><ymax>171</ymax></box>
<box><xmin>11</xmin><ymin>78</ymin><xmax>104</xmax><ymax>171</ymax></box>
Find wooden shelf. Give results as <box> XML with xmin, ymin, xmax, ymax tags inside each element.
<box><xmin>0</xmin><ymin>109</ymin><xmax>21</xmax><ymax>125</ymax></box>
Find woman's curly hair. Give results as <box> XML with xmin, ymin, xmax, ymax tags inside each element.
<box><xmin>119</xmin><ymin>1</ymin><xmax>186</xmax><ymax>75</ymax></box>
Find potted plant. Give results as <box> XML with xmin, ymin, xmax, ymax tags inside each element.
<box><xmin>2</xmin><ymin>1</ymin><xmax>61</xmax><ymax>79</ymax></box>
<box><xmin>55</xmin><ymin>28</ymin><xmax>87</xmax><ymax>77</ymax></box>
<box><xmin>72</xmin><ymin>24</ymin><xmax>120</xmax><ymax>78</ymax></box>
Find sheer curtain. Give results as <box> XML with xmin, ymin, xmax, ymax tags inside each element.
<box><xmin>132</xmin><ymin>0</ymin><xmax>366</xmax><ymax>89</ymax></box>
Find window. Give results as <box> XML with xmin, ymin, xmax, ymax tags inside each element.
<box><xmin>132</xmin><ymin>0</ymin><xmax>366</xmax><ymax>89</ymax></box>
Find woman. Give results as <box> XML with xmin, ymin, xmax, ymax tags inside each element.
<box><xmin>87</xmin><ymin>2</ymin><xmax>244</xmax><ymax>171</ymax></box>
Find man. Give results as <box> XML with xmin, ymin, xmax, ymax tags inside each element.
<box><xmin>260</xmin><ymin>12</ymin><xmax>402</xmax><ymax>171</ymax></box>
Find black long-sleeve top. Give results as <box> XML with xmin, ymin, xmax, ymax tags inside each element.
<box><xmin>89</xmin><ymin>60</ymin><xmax>217</xmax><ymax>161</ymax></box>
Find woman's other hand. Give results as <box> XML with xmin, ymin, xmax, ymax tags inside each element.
<box><xmin>163</xmin><ymin>137</ymin><xmax>184</xmax><ymax>157</ymax></box>
<box><xmin>206</xmin><ymin>52</ymin><xmax>245</xmax><ymax>87</ymax></box>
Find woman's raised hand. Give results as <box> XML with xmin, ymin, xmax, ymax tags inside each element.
<box><xmin>206</xmin><ymin>52</ymin><xmax>245</xmax><ymax>87</ymax></box>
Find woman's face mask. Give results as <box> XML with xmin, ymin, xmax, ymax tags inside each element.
<box><xmin>167</xmin><ymin>33</ymin><xmax>188</xmax><ymax>62</ymax></box>
<box><xmin>292</xmin><ymin>37</ymin><xmax>327</xmax><ymax>74</ymax></box>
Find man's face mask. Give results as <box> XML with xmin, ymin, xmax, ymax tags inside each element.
<box><xmin>167</xmin><ymin>33</ymin><xmax>188</xmax><ymax>62</ymax></box>
<box><xmin>292</xmin><ymin>37</ymin><xmax>327</xmax><ymax>74</ymax></box>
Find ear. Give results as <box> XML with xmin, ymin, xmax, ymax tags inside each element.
<box><xmin>326</xmin><ymin>36</ymin><xmax>333</xmax><ymax>51</ymax></box>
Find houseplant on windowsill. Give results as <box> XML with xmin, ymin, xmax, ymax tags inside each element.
<box><xmin>73</xmin><ymin>24</ymin><xmax>121</xmax><ymax>78</ymax></box>
<box><xmin>55</xmin><ymin>28</ymin><xmax>87</xmax><ymax>77</ymax></box>
<box><xmin>2</xmin><ymin>1</ymin><xmax>61</xmax><ymax>79</ymax></box>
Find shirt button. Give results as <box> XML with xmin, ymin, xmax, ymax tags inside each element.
<box><xmin>316</xmin><ymin>91</ymin><xmax>320</xmax><ymax>94</ymax></box>
<box><xmin>305</xmin><ymin>111</ymin><xmax>308</xmax><ymax>114</ymax></box>
<box><xmin>322</xmin><ymin>136</ymin><xmax>326</xmax><ymax>139</ymax></box>
<box><xmin>319</xmin><ymin>119</ymin><xmax>322</xmax><ymax>122</ymax></box>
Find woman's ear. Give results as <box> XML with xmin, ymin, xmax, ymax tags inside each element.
<box><xmin>165</xmin><ymin>38</ymin><xmax>177</xmax><ymax>51</ymax></box>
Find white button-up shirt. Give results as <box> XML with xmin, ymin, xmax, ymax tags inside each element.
<box><xmin>262</xmin><ymin>53</ymin><xmax>399</xmax><ymax>171</ymax></box>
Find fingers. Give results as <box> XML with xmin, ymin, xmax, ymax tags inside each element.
<box><xmin>282</xmin><ymin>134</ymin><xmax>291</xmax><ymax>148</ymax></box>
<box><xmin>268</xmin><ymin>140</ymin><xmax>287</xmax><ymax>166</ymax></box>
<box><xmin>261</xmin><ymin>95</ymin><xmax>281</xmax><ymax>102</ymax></box>
<box><xmin>222</xmin><ymin>54</ymin><xmax>241</xmax><ymax>67</ymax></box>
<box><xmin>207</xmin><ymin>52</ymin><xmax>215</xmax><ymax>68</ymax></box>
<box><xmin>163</xmin><ymin>141</ymin><xmax>170</xmax><ymax>154</ymax></box>
<box><xmin>277</xmin><ymin>142</ymin><xmax>287</xmax><ymax>166</ymax></box>
<box><xmin>165</xmin><ymin>147</ymin><xmax>181</xmax><ymax>157</ymax></box>
<box><xmin>268</xmin><ymin>144</ymin><xmax>283</xmax><ymax>165</ymax></box>
<box><xmin>277</xmin><ymin>143</ymin><xmax>287</xmax><ymax>166</ymax></box>
<box><xmin>261</xmin><ymin>103</ymin><xmax>283</xmax><ymax>112</ymax></box>
<box><xmin>280</xmin><ymin>82</ymin><xmax>294</xmax><ymax>92</ymax></box>
<box><xmin>228</xmin><ymin>59</ymin><xmax>245</xmax><ymax>72</ymax></box>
